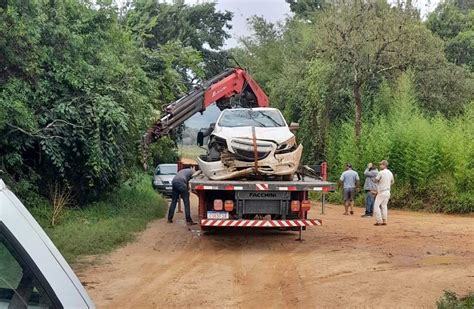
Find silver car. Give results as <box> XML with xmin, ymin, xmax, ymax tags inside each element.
<box><xmin>152</xmin><ymin>164</ymin><xmax>178</xmax><ymax>196</ymax></box>
<box><xmin>0</xmin><ymin>179</ymin><xmax>95</xmax><ymax>308</ymax></box>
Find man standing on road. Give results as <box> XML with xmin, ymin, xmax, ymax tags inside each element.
<box><xmin>168</xmin><ymin>167</ymin><xmax>197</xmax><ymax>225</ymax></box>
<box><xmin>339</xmin><ymin>163</ymin><xmax>360</xmax><ymax>215</ymax></box>
<box><xmin>373</xmin><ymin>160</ymin><xmax>394</xmax><ymax>226</ymax></box>
<box><xmin>362</xmin><ymin>162</ymin><xmax>378</xmax><ymax>218</ymax></box>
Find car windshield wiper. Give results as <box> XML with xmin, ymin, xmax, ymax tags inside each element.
<box><xmin>257</xmin><ymin>111</ymin><xmax>282</xmax><ymax>127</ymax></box>
<box><xmin>245</xmin><ymin>110</ymin><xmax>266</xmax><ymax>127</ymax></box>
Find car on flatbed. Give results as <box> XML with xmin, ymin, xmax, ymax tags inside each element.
<box><xmin>0</xmin><ymin>179</ymin><xmax>95</xmax><ymax>308</ymax></box>
<box><xmin>196</xmin><ymin>108</ymin><xmax>303</xmax><ymax>181</ymax></box>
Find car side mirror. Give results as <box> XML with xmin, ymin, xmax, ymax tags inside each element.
<box><xmin>289</xmin><ymin>122</ymin><xmax>299</xmax><ymax>132</ymax></box>
<box><xmin>197</xmin><ymin>131</ymin><xmax>204</xmax><ymax>147</ymax></box>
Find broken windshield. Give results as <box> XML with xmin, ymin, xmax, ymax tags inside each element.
<box><xmin>218</xmin><ymin>110</ymin><xmax>286</xmax><ymax>128</ymax></box>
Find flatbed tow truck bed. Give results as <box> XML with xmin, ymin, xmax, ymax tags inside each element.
<box><xmin>190</xmin><ymin>175</ymin><xmax>335</xmax><ymax>192</ymax></box>
<box><xmin>190</xmin><ymin>174</ymin><xmax>336</xmax><ymax>237</ymax></box>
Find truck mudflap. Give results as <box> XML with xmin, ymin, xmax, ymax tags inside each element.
<box><xmin>200</xmin><ymin>218</ymin><xmax>322</xmax><ymax>227</ymax></box>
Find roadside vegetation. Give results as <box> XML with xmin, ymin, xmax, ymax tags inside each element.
<box><xmin>326</xmin><ymin>73</ymin><xmax>474</xmax><ymax>213</ymax></box>
<box><xmin>234</xmin><ymin>0</ymin><xmax>473</xmax><ymax>213</ymax></box>
<box><xmin>0</xmin><ymin>0</ymin><xmax>231</xmax><ymax>205</ymax></box>
<box><xmin>30</xmin><ymin>174</ymin><xmax>166</xmax><ymax>263</ymax></box>
<box><xmin>437</xmin><ymin>291</ymin><xmax>474</xmax><ymax>309</ymax></box>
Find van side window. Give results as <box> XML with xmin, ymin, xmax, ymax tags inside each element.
<box><xmin>0</xmin><ymin>233</ymin><xmax>54</xmax><ymax>308</ymax></box>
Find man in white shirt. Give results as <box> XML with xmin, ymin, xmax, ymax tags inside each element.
<box><xmin>373</xmin><ymin>160</ymin><xmax>394</xmax><ymax>226</ymax></box>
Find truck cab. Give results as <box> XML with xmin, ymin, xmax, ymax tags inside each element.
<box><xmin>0</xmin><ymin>179</ymin><xmax>94</xmax><ymax>308</ymax></box>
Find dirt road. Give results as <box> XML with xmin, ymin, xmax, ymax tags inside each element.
<box><xmin>77</xmin><ymin>199</ymin><xmax>474</xmax><ymax>308</ymax></box>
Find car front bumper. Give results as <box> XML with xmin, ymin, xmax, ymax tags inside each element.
<box><xmin>197</xmin><ymin>144</ymin><xmax>303</xmax><ymax>180</ymax></box>
<box><xmin>153</xmin><ymin>184</ymin><xmax>173</xmax><ymax>196</ymax></box>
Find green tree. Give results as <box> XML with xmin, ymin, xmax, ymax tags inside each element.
<box><xmin>286</xmin><ymin>0</ymin><xmax>326</xmax><ymax>19</ymax></box>
<box><xmin>427</xmin><ymin>1</ymin><xmax>474</xmax><ymax>70</ymax></box>
<box><xmin>125</xmin><ymin>0</ymin><xmax>233</xmax><ymax>78</ymax></box>
<box><xmin>314</xmin><ymin>0</ymin><xmax>451</xmax><ymax>144</ymax></box>
<box><xmin>1</xmin><ymin>0</ymin><xmax>153</xmax><ymax>202</ymax></box>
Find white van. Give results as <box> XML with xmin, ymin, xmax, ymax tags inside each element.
<box><xmin>0</xmin><ymin>179</ymin><xmax>94</xmax><ymax>308</ymax></box>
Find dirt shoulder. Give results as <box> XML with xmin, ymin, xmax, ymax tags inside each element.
<box><xmin>76</xmin><ymin>199</ymin><xmax>474</xmax><ymax>308</ymax></box>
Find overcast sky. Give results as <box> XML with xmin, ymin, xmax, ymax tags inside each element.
<box><xmin>175</xmin><ymin>0</ymin><xmax>442</xmax><ymax>48</ymax></box>
<box><xmin>117</xmin><ymin>0</ymin><xmax>442</xmax><ymax>48</ymax></box>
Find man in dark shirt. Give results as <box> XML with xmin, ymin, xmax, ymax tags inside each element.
<box><xmin>168</xmin><ymin>167</ymin><xmax>196</xmax><ymax>225</ymax></box>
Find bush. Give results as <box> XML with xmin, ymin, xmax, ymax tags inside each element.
<box><xmin>325</xmin><ymin>73</ymin><xmax>474</xmax><ymax>213</ymax></box>
<box><xmin>437</xmin><ymin>291</ymin><xmax>474</xmax><ymax>309</ymax></box>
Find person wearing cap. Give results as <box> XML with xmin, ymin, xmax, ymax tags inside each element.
<box><xmin>339</xmin><ymin>163</ymin><xmax>360</xmax><ymax>215</ymax></box>
<box><xmin>362</xmin><ymin>162</ymin><xmax>378</xmax><ymax>217</ymax></box>
<box><xmin>373</xmin><ymin>160</ymin><xmax>394</xmax><ymax>226</ymax></box>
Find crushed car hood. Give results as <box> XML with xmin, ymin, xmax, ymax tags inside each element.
<box><xmin>212</xmin><ymin>126</ymin><xmax>294</xmax><ymax>144</ymax></box>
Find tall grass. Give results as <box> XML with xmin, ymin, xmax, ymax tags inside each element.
<box><xmin>326</xmin><ymin>73</ymin><xmax>474</xmax><ymax>213</ymax></box>
<box><xmin>29</xmin><ymin>174</ymin><xmax>167</xmax><ymax>262</ymax></box>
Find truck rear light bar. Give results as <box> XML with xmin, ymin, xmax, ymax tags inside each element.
<box><xmin>201</xmin><ymin>219</ymin><xmax>322</xmax><ymax>228</ymax></box>
<box><xmin>194</xmin><ymin>184</ymin><xmax>334</xmax><ymax>191</ymax></box>
<box><xmin>278</xmin><ymin>186</ymin><xmax>297</xmax><ymax>191</ymax></box>
<box><xmin>224</xmin><ymin>185</ymin><xmax>243</xmax><ymax>190</ymax></box>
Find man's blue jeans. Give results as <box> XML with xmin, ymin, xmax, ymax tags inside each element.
<box><xmin>168</xmin><ymin>182</ymin><xmax>192</xmax><ymax>222</ymax></box>
<box><xmin>365</xmin><ymin>191</ymin><xmax>375</xmax><ymax>215</ymax></box>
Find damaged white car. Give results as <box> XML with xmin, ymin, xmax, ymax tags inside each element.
<box><xmin>196</xmin><ymin>108</ymin><xmax>303</xmax><ymax>180</ymax></box>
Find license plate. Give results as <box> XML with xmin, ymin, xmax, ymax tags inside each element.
<box><xmin>207</xmin><ymin>211</ymin><xmax>229</xmax><ymax>220</ymax></box>
<box><xmin>165</xmin><ymin>187</ymin><xmax>172</xmax><ymax>190</ymax></box>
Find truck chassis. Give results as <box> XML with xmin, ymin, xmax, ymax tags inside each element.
<box><xmin>190</xmin><ymin>175</ymin><xmax>335</xmax><ymax>239</ymax></box>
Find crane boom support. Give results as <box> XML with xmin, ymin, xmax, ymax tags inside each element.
<box><xmin>143</xmin><ymin>68</ymin><xmax>269</xmax><ymax>146</ymax></box>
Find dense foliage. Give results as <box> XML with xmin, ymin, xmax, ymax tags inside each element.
<box><xmin>326</xmin><ymin>73</ymin><xmax>474</xmax><ymax>213</ymax></box>
<box><xmin>234</xmin><ymin>0</ymin><xmax>473</xmax><ymax>212</ymax></box>
<box><xmin>0</xmin><ymin>0</ymin><xmax>231</xmax><ymax>204</ymax></box>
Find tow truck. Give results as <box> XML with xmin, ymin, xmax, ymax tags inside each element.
<box><xmin>144</xmin><ymin>68</ymin><xmax>336</xmax><ymax>238</ymax></box>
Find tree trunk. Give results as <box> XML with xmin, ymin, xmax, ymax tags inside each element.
<box><xmin>353</xmin><ymin>79</ymin><xmax>362</xmax><ymax>145</ymax></box>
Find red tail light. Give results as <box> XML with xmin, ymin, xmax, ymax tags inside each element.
<box><xmin>301</xmin><ymin>200</ymin><xmax>311</xmax><ymax>210</ymax></box>
<box><xmin>291</xmin><ymin>200</ymin><xmax>300</xmax><ymax>212</ymax></box>
<box><xmin>224</xmin><ymin>200</ymin><xmax>234</xmax><ymax>211</ymax></box>
<box><xmin>214</xmin><ymin>199</ymin><xmax>223</xmax><ymax>211</ymax></box>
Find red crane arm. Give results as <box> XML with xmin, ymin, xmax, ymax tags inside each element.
<box><xmin>143</xmin><ymin>68</ymin><xmax>269</xmax><ymax>145</ymax></box>
<box><xmin>203</xmin><ymin>68</ymin><xmax>269</xmax><ymax>109</ymax></box>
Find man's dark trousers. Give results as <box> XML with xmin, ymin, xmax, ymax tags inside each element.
<box><xmin>168</xmin><ymin>182</ymin><xmax>192</xmax><ymax>222</ymax></box>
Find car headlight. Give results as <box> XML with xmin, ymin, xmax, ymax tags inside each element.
<box><xmin>154</xmin><ymin>179</ymin><xmax>163</xmax><ymax>185</ymax></box>
<box><xmin>276</xmin><ymin>136</ymin><xmax>297</xmax><ymax>153</ymax></box>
